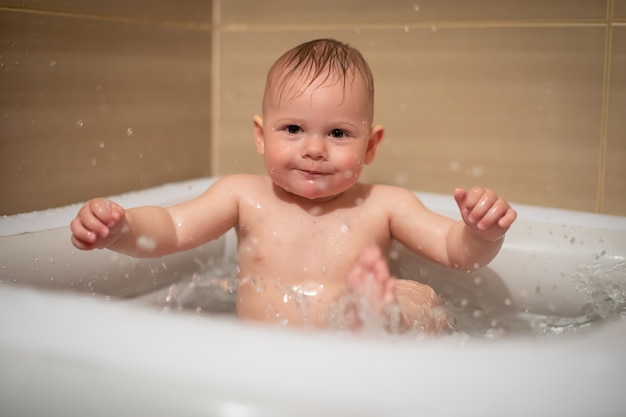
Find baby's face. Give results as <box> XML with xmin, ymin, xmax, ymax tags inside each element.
<box><xmin>258</xmin><ymin>74</ymin><xmax>377</xmax><ymax>202</ymax></box>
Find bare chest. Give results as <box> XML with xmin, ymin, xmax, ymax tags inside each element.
<box><xmin>236</xmin><ymin>202</ymin><xmax>390</xmax><ymax>282</ymax></box>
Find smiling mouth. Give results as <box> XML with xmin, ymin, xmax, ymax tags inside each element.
<box><xmin>296</xmin><ymin>169</ymin><xmax>329</xmax><ymax>179</ymax></box>
<box><xmin>298</xmin><ymin>169</ymin><xmax>327</xmax><ymax>175</ymax></box>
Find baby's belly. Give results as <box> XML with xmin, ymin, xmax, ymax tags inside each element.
<box><xmin>236</xmin><ymin>277</ymin><xmax>347</xmax><ymax>328</ymax></box>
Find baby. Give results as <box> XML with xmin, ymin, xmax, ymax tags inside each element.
<box><xmin>71</xmin><ymin>39</ymin><xmax>517</xmax><ymax>333</ymax></box>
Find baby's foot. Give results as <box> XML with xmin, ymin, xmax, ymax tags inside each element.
<box><xmin>395</xmin><ymin>279</ymin><xmax>453</xmax><ymax>334</ymax></box>
<box><xmin>345</xmin><ymin>247</ymin><xmax>403</xmax><ymax>331</ymax></box>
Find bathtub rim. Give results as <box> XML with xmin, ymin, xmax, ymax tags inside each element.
<box><xmin>1</xmin><ymin>283</ymin><xmax>625</xmax><ymax>417</ymax></box>
<box><xmin>1</xmin><ymin>176</ymin><xmax>625</xmax><ymax>237</ymax></box>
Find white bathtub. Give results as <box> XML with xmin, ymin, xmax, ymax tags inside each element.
<box><xmin>1</xmin><ymin>176</ymin><xmax>625</xmax><ymax>417</ymax></box>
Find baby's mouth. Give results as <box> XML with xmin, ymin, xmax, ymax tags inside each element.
<box><xmin>297</xmin><ymin>168</ymin><xmax>328</xmax><ymax>177</ymax></box>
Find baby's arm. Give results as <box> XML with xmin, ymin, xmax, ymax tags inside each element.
<box><xmin>388</xmin><ymin>186</ymin><xmax>516</xmax><ymax>271</ymax></box>
<box><xmin>70</xmin><ymin>177</ymin><xmax>240</xmax><ymax>258</ymax></box>
<box><xmin>446</xmin><ymin>186</ymin><xmax>517</xmax><ymax>269</ymax></box>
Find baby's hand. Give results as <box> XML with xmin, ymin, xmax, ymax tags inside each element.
<box><xmin>70</xmin><ymin>198</ymin><xmax>126</xmax><ymax>250</ymax></box>
<box><xmin>454</xmin><ymin>187</ymin><xmax>517</xmax><ymax>242</ymax></box>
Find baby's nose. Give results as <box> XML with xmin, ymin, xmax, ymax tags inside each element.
<box><xmin>301</xmin><ymin>135</ymin><xmax>328</xmax><ymax>160</ymax></box>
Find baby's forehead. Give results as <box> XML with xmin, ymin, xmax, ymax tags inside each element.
<box><xmin>268</xmin><ymin>68</ymin><xmax>371</xmax><ymax>105</ymax></box>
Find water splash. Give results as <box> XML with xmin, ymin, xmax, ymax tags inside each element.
<box><xmin>151</xmin><ymin>257</ymin><xmax>238</xmax><ymax>315</ymax></box>
<box><xmin>139</xmin><ymin>252</ymin><xmax>624</xmax><ymax>340</ymax></box>
<box><xmin>491</xmin><ymin>261</ymin><xmax>626</xmax><ymax>338</ymax></box>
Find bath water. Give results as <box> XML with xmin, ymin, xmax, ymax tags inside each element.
<box><xmin>135</xmin><ymin>256</ymin><xmax>626</xmax><ymax>339</ymax></box>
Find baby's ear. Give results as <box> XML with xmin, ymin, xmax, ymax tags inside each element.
<box><xmin>364</xmin><ymin>125</ymin><xmax>384</xmax><ymax>164</ymax></box>
<box><xmin>253</xmin><ymin>115</ymin><xmax>265</xmax><ymax>154</ymax></box>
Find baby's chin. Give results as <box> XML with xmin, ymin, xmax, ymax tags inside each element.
<box><xmin>276</xmin><ymin>183</ymin><xmax>347</xmax><ymax>204</ymax></box>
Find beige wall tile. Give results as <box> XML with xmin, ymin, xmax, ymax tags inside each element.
<box><xmin>218</xmin><ymin>27</ymin><xmax>605</xmax><ymax>212</ymax></box>
<box><xmin>604</xmin><ymin>26</ymin><xmax>626</xmax><ymax>215</ymax></box>
<box><xmin>0</xmin><ymin>10</ymin><xmax>212</xmax><ymax>215</ymax></box>
<box><xmin>0</xmin><ymin>0</ymin><xmax>212</xmax><ymax>25</ymax></box>
<box><xmin>2</xmin><ymin>1</ymin><xmax>621</xmax><ymax>216</ymax></box>
<box><xmin>615</xmin><ymin>0</ymin><xmax>626</xmax><ymax>18</ymax></box>
<box><xmin>222</xmin><ymin>0</ymin><xmax>607</xmax><ymax>25</ymax></box>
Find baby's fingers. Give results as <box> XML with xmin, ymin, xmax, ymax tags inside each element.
<box><xmin>89</xmin><ymin>198</ymin><xmax>124</xmax><ymax>227</ymax></box>
<box><xmin>71</xmin><ymin>199</ymin><xmax>124</xmax><ymax>247</ymax></box>
<box><xmin>464</xmin><ymin>187</ymin><xmax>498</xmax><ymax>225</ymax></box>
<box><xmin>475</xmin><ymin>198</ymin><xmax>512</xmax><ymax>230</ymax></box>
<box><xmin>70</xmin><ymin>218</ymin><xmax>98</xmax><ymax>249</ymax></box>
<box><xmin>497</xmin><ymin>207</ymin><xmax>517</xmax><ymax>228</ymax></box>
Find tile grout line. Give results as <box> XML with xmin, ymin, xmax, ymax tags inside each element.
<box><xmin>210</xmin><ymin>0</ymin><xmax>221</xmax><ymax>176</ymax></box>
<box><xmin>596</xmin><ymin>0</ymin><xmax>614</xmax><ymax>213</ymax></box>
<box><xmin>3</xmin><ymin>7</ymin><xmax>617</xmax><ymax>31</ymax></box>
<box><xmin>219</xmin><ymin>20</ymin><xmax>611</xmax><ymax>32</ymax></box>
<box><xmin>0</xmin><ymin>6</ymin><xmax>212</xmax><ymax>30</ymax></box>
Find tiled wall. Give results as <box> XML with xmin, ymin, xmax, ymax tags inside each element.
<box><xmin>1</xmin><ymin>1</ymin><xmax>625</xmax><ymax>216</ymax></box>
<box><xmin>217</xmin><ymin>0</ymin><xmax>626</xmax><ymax>216</ymax></box>
<box><xmin>0</xmin><ymin>1</ymin><xmax>213</xmax><ymax>214</ymax></box>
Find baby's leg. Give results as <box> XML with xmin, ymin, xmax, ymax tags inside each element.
<box><xmin>346</xmin><ymin>246</ymin><xmax>397</xmax><ymax>315</ymax></box>
<box><xmin>346</xmin><ymin>247</ymin><xmax>451</xmax><ymax>334</ymax></box>
<box><xmin>395</xmin><ymin>279</ymin><xmax>452</xmax><ymax>334</ymax></box>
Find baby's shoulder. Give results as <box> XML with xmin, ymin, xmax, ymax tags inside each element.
<box><xmin>206</xmin><ymin>174</ymin><xmax>270</xmax><ymax>199</ymax></box>
<box><xmin>364</xmin><ymin>183</ymin><xmax>417</xmax><ymax>201</ymax></box>
<box><xmin>215</xmin><ymin>174</ymin><xmax>269</xmax><ymax>189</ymax></box>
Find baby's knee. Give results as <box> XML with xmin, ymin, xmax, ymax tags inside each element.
<box><xmin>395</xmin><ymin>279</ymin><xmax>453</xmax><ymax>334</ymax></box>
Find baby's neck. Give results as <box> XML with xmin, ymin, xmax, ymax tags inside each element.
<box><xmin>272</xmin><ymin>182</ymin><xmax>359</xmax><ymax>212</ymax></box>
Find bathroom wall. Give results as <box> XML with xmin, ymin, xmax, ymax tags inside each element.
<box><xmin>1</xmin><ymin>1</ymin><xmax>625</xmax><ymax>216</ymax></box>
<box><xmin>217</xmin><ymin>0</ymin><xmax>626</xmax><ymax>216</ymax></box>
<box><xmin>0</xmin><ymin>1</ymin><xmax>213</xmax><ymax>214</ymax></box>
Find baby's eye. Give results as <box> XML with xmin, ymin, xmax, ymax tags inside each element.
<box><xmin>286</xmin><ymin>125</ymin><xmax>301</xmax><ymax>134</ymax></box>
<box><xmin>330</xmin><ymin>129</ymin><xmax>346</xmax><ymax>139</ymax></box>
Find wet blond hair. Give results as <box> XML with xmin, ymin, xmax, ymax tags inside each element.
<box><xmin>262</xmin><ymin>38</ymin><xmax>375</xmax><ymax>115</ymax></box>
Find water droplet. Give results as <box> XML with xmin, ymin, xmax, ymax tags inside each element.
<box><xmin>76</xmin><ymin>120</ymin><xmax>84</xmax><ymax>127</ymax></box>
<box><xmin>394</xmin><ymin>172</ymin><xmax>408</xmax><ymax>185</ymax></box>
<box><xmin>49</xmin><ymin>60</ymin><xmax>56</xmax><ymax>67</ymax></box>
<box><xmin>340</xmin><ymin>224</ymin><xmax>349</xmax><ymax>233</ymax></box>
<box><xmin>136</xmin><ymin>236</ymin><xmax>157</xmax><ymax>251</ymax></box>
<box><xmin>470</xmin><ymin>165</ymin><xmax>483</xmax><ymax>177</ymax></box>
<box><xmin>126</xmin><ymin>127</ymin><xmax>133</xmax><ymax>136</ymax></box>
